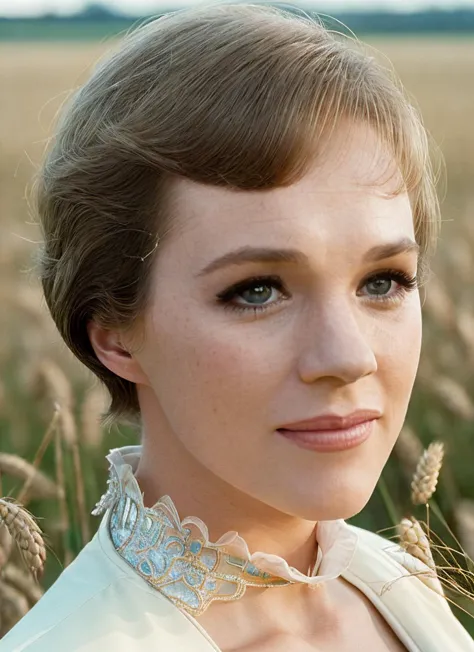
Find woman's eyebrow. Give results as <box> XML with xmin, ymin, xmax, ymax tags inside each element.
<box><xmin>195</xmin><ymin>237</ymin><xmax>420</xmax><ymax>278</ymax></box>
<box><xmin>363</xmin><ymin>238</ymin><xmax>420</xmax><ymax>262</ymax></box>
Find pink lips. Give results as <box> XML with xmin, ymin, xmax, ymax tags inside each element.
<box><xmin>277</xmin><ymin>410</ymin><xmax>381</xmax><ymax>453</ymax></box>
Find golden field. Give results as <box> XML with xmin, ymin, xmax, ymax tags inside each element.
<box><xmin>0</xmin><ymin>37</ymin><xmax>474</xmax><ymax>635</ymax></box>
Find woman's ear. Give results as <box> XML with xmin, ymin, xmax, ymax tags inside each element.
<box><xmin>87</xmin><ymin>320</ymin><xmax>151</xmax><ymax>386</ymax></box>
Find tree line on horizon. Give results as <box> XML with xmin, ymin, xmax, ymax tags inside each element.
<box><xmin>2</xmin><ymin>2</ymin><xmax>474</xmax><ymax>34</ymax></box>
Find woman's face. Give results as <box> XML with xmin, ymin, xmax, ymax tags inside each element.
<box><xmin>127</xmin><ymin>120</ymin><xmax>422</xmax><ymax>521</ymax></box>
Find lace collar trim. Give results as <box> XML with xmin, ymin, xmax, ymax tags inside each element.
<box><xmin>92</xmin><ymin>445</ymin><xmax>358</xmax><ymax>616</ymax></box>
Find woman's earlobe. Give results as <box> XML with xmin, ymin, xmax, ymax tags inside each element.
<box><xmin>86</xmin><ymin>320</ymin><xmax>150</xmax><ymax>385</ymax></box>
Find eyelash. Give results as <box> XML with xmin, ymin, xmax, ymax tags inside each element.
<box><xmin>215</xmin><ymin>269</ymin><xmax>418</xmax><ymax>315</ymax></box>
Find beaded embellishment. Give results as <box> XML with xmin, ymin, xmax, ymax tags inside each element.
<box><xmin>92</xmin><ymin>446</ymin><xmax>358</xmax><ymax>617</ymax></box>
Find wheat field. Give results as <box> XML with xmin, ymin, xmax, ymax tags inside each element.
<box><xmin>0</xmin><ymin>37</ymin><xmax>474</xmax><ymax>636</ymax></box>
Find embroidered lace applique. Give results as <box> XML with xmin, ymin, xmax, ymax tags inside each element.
<box><xmin>92</xmin><ymin>445</ymin><xmax>358</xmax><ymax>617</ymax></box>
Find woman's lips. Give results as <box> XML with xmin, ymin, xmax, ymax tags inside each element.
<box><xmin>276</xmin><ymin>418</ymin><xmax>376</xmax><ymax>452</ymax></box>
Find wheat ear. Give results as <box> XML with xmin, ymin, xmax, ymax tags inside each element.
<box><xmin>0</xmin><ymin>499</ymin><xmax>46</xmax><ymax>575</ymax></box>
<box><xmin>398</xmin><ymin>517</ymin><xmax>436</xmax><ymax>569</ymax></box>
<box><xmin>411</xmin><ymin>441</ymin><xmax>445</xmax><ymax>505</ymax></box>
<box><xmin>0</xmin><ymin>523</ymin><xmax>13</xmax><ymax>570</ymax></box>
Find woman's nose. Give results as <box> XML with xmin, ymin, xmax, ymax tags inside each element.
<box><xmin>297</xmin><ymin>302</ymin><xmax>378</xmax><ymax>385</ymax></box>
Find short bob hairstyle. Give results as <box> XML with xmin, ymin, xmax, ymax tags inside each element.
<box><xmin>35</xmin><ymin>2</ymin><xmax>441</xmax><ymax>428</ymax></box>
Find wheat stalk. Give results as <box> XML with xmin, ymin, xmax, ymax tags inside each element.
<box><xmin>455</xmin><ymin>309</ymin><xmax>474</xmax><ymax>364</ymax></box>
<box><xmin>16</xmin><ymin>407</ymin><xmax>61</xmax><ymax>506</ymax></box>
<box><xmin>455</xmin><ymin>499</ymin><xmax>474</xmax><ymax>561</ymax></box>
<box><xmin>0</xmin><ymin>580</ymin><xmax>29</xmax><ymax>637</ymax></box>
<box><xmin>411</xmin><ymin>441</ymin><xmax>445</xmax><ymax>505</ymax></box>
<box><xmin>431</xmin><ymin>376</ymin><xmax>474</xmax><ymax>421</ymax></box>
<box><xmin>2</xmin><ymin>564</ymin><xmax>43</xmax><ymax>605</ymax></box>
<box><xmin>59</xmin><ymin>407</ymin><xmax>90</xmax><ymax>546</ymax></box>
<box><xmin>31</xmin><ymin>359</ymin><xmax>77</xmax><ymax>446</ymax></box>
<box><xmin>31</xmin><ymin>359</ymin><xmax>73</xmax><ymax>410</ymax></box>
<box><xmin>31</xmin><ymin>359</ymin><xmax>90</xmax><ymax>546</ymax></box>
<box><xmin>81</xmin><ymin>385</ymin><xmax>107</xmax><ymax>449</ymax></box>
<box><xmin>0</xmin><ymin>499</ymin><xmax>46</xmax><ymax>575</ymax></box>
<box><xmin>0</xmin><ymin>453</ymin><xmax>60</xmax><ymax>501</ymax></box>
<box><xmin>53</xmin><ymin>421</ymin><xmax>72</xmax><ymax>567</ymax></box>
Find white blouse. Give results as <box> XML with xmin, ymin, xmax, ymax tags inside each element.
<box><xmin>1</xmin><ymin>445</ymin><xmax>473</xmax><ymax>651</ymax></box>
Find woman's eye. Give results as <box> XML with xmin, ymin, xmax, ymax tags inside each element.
<box><xmin>215</xmin><ymin>269</ymin><xmax>418</xmax><ymax>315</ymax></box>
<box><xmin>216</xmin><ymin>276</ymin><xmax>288</xmax><ymax>315</ymax></box>
<box><xmin>360</xmin><ymin>270</ymin><xmax>418</xmax><ymax>302</ymax></box>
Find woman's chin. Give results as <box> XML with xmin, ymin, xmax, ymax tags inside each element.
<box><xmin>279</xmin><ymin>482</ymin><xmax>376</xmax><ymax>522</ymax></box>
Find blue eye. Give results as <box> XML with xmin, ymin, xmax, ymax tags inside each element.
<box><xmin>363</xmin><ymin>271</ymin><xmax>418</xmax><ymax>300</ymax></box>
<box><xmin>216</xmin><ymin>275</ymin><xmax>288</xmax><ymax>315</ymax></box>
<box><xmin>216</xmin><ymin>270</ymin><xmax>418</xmax><ymax>315</ymax></box>
<box><xmin>366</xmin><ymin>277</ymin><xmax>392</xmax><ymax>295</ymax></box>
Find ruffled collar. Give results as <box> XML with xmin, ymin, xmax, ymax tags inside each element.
<box><xmin>92</xmin><ymin>445</ymin><xmax>358</xmax><ymax>616</ymax></box>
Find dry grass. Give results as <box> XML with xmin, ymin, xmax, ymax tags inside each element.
<box><xmin>0</xmin><ymin>36</ymin><xmax>473</xmax><ymax>636</ymax></box>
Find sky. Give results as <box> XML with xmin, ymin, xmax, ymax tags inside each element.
<box><xmin>2</xmin><ymin>0</ymin><xmax>474</xmax><ymax>18</ymax></box>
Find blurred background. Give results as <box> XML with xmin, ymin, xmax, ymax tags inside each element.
<box><xmin>1</xmin><ymin>0</ymin><xmax>473</xmax><ymax>639</ymax></box>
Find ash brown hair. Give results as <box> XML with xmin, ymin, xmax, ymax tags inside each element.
<box><xmin>34</xmin><ymin>2</ymin><xmax>441</xmax><ymax>428</ymax></box>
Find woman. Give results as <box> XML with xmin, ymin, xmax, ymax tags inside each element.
<box><xmin>2</xmin><ymin>3</ymin><xmax>472</xmax><ymax>650</ymax></box>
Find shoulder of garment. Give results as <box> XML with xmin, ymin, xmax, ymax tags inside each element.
<box><xmin>2</xmin><ymin>516</ymin><xmax>473</xmax><ymax>652</ymax></box>
<box><xmin>342</xmin><ymin>523</ymin><xmax>474</xmax><ymax>652</ymax></box>
<box><xmin>0</xmin><ymin>511</ymin><xmax>221</xmax><ymax>652</ymax></box>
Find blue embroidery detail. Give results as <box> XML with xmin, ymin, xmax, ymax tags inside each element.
<box><xmin>104</xmin><ymin>462</ymin><xmax>291</xmax><ymax>616</ymax></box>
<box><xmin>139</xmin><ymin>560</ymin><xmax>152</xmax><ymax>576</ymax></box>
<box><xmin>190</xmin><ymin>540</ymin><xmax>202</xmax><ymax>554</ymax></box>
<box><xmin>246</xmin><ymin>563</ymin><xmax>261</xmax><ymax>576</ymax></box>
<box><xmin>204</xmin><ymin>579</ymin><xmax>217</xmax><ymax>591</ymax></box>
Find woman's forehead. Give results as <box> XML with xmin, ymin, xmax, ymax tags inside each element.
<box><xmin>163</xmin><ymin>136</ymin><xmax>404</xmax><ymax>247</ymax></box>
<box><xmin>156</xmin><ymin>182</ymin><xmax>414</xmax><ymax>281</ymax></box>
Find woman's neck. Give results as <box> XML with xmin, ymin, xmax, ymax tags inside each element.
<box><xmin>133</xmin><ymin>433</ymin><xmax>319</xmax><ymax>577</ymax></box>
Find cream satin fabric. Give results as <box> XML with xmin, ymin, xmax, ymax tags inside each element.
<box><xmin>1</xmin><ymin>503</ymin><xmax>473</xmax><ymax>650</ymax></box>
